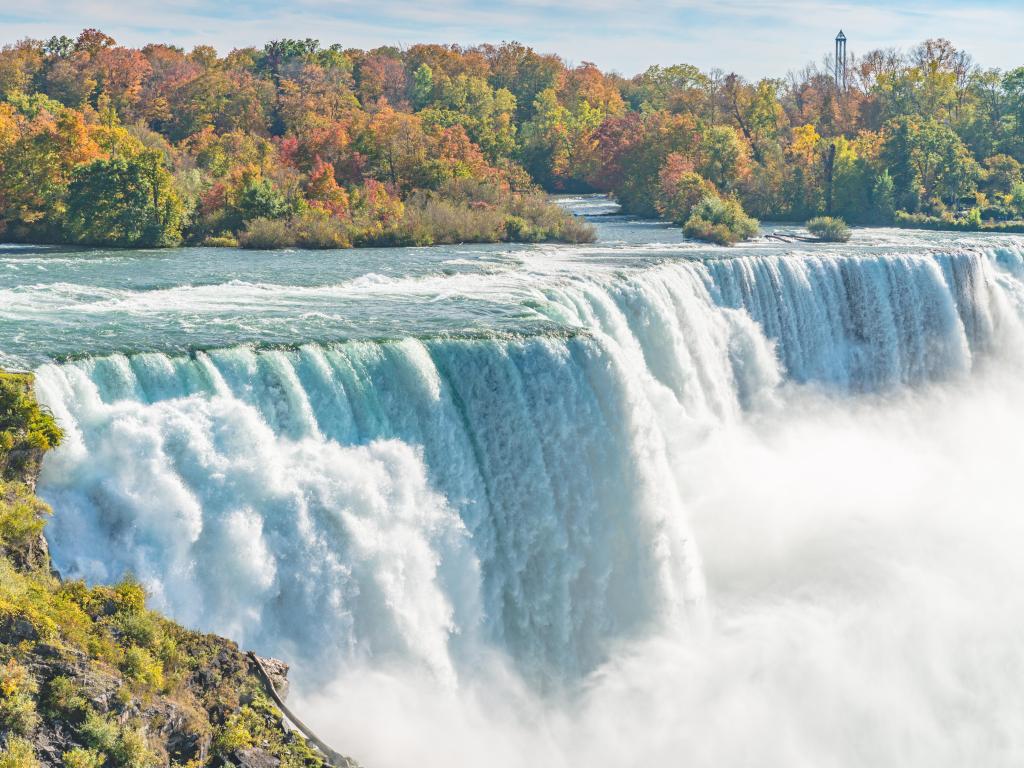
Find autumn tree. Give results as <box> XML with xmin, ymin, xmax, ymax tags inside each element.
<box><xmin>481</xmin><ymin>42</ymin><xmax>562</xmax><ymax>122</ymax></box>
<box><xmin>91</xmin><ymin>46</ymin><xmax>152</xmax><ymax>118</ymax></box>
<box><xmin>419</xmin><ymin>74</ymin><xmax>517</xmax><ymax>162</ymax></box>
<box><xmin>354</xmin><ymin>52</ymin><xmax>409</xmax><ymax>109</ymax></box>
<box><xmin>0</xmin><ymin>106</ymin><xmax>101</xmax><ymax>240</ymax></box>
<box><xmin>305</xmin><ymin>157</ymin><xmax>349</xmax><ymax>216</ymax></box>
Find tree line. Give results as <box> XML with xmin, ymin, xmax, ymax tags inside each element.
<box><xmin>2</xmin><ymin>30</ymin><xmax>1023</xmax><ymax>247</ymax></box>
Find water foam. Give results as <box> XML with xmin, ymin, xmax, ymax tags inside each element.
<box><xmin>30</xmin><ymin>240</ymin><xmax>1024</xmax><ymax>765</ymax></box>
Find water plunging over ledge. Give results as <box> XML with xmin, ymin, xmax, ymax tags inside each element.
<box><xmin>5</xmin><ymin>200</ymin><xmax>1024</xmax><ymax>766</ymax></box>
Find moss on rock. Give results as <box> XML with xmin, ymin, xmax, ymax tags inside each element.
<box><xmin>0</xmin><ymin>373</ymin><xmax>62</xmax><ymax>486</ymax></box>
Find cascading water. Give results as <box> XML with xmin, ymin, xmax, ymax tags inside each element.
<box><xmin>4</xmin><ymin>213</ymin><xmax>1024</xmax><ymax>766</ymax></box>
<box><xmin>34</xmin><ymin>334</ymin><xmax>708</xmax><ymax>683</ymax></box>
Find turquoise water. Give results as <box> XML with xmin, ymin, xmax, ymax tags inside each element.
<box><xmin>7</xmin><ymin>198</ymin><xmax>1024</xmax><ymax>767</ymax></box>
<box><xmin>4</xmin><ymin>197</ymin><xmax>1021</xmax><ymax>368</ymax></box>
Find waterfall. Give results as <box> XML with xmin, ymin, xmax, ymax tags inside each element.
<box><xmin>32</xmin><ymin>244</ymin><xmax>1024</xmax><ymax>691</ymax></box>
<box><xmin>35</xmin><ymin>335</ymin><xmax>709</xmax><ymax>683</ymax></box>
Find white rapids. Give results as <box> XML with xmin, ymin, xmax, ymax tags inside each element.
<box><xmin>16</xmin><ymin>219</ymin><xmax>1024</xmax><ymax>767</ymax></box>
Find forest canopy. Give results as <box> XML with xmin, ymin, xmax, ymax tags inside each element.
<box><xmin>2</xmin><ymin>31</ymin><xmax>1023</xmax><ymax>248</ymax></box>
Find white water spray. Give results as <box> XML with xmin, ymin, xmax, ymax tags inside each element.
<box><xmin>30</xmin><ymin>240</ymin><xmax>1024</xmax><ymax>766</ymax></box>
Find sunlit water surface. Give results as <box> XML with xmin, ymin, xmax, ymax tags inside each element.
<box><xmin>4</xmin><ymin>197</ymin><xmax>1024</xmax><ymax>766</ymax></box>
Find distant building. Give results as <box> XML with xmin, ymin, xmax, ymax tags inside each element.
<box><xmin>835</xmin><ymin>30</ymin><xmax>847</xmax><ymax>89</ymax></box>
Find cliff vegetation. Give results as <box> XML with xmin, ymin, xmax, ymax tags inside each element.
<box><xmin>0</xmin><ymin>373</ymin><xmax>349</xmax><ymax>768</ymax></box>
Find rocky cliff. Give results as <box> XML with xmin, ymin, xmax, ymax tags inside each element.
<box><xmin>0</xmin><ymin>371</ymin><xmax>356</xmax><ymax>768</ymax></box>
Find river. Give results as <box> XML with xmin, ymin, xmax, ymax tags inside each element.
<box><xmin>3</xmin><ymin>197</ymin><xmax>1024</xmax><ymax>766</ymax></box>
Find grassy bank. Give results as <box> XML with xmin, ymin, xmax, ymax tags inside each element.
<box><xmin>237</xmin><ymin>181</ymin><xmax>595</xmax><ymax>250</ymax></box>
<box><xmin>893</xmin><ymin>211</ymin><xmax>1024</xmax><ymax>233</ymax></box>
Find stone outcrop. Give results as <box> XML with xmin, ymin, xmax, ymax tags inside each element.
<box><xmin>0</xmin><ymin>371</ymin><xmax>358</xmax><ymax>767</ymax></box>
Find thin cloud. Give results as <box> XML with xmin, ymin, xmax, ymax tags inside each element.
<box><xmin>0</xmin><ymin>0</ymin><xmax>1021</xmax><ymax>76</ymax></box>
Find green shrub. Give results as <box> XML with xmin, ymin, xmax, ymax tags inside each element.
<box><xmin>200</xmin><ymin>234</ymin><xmax>239</xmax><ymax>248</ymax></box>
<box><xmin>507</xmin><ymin>190</ymin><xmax>596</xmax><ymax>243</ymax></box>
<box><xmin>0</xmin><ymin>562</ymin><xmax>99</xmax><ymax>649</ymax></box>
<box><xmin>0</xmin><ymin>661</ymin><xmax>40</xmax><ymax>736</ymax></box>
<box><xmin>77</xmin><ymin>716</ymin><xmax>158</xmax><ymax>767</ymax></box>
<box><xmin>121</xmin><ymin>646</ymin><xmax>165</xmax><ymax>690</ymax></box>
<box><xmin>112</xmin><ymin>577</ymin><xmax>147</xmax><ymax>615</ymax></box>
<box><xmin>110</xmin><ymin>724</ymin><xmax>159</xmax><ymax>768</ymax></box>
<box><xmin>0</xmin><ymin>373</ymin><xmax>63</xmax><ymax>480</ymax></box>
<box><xmin>62</xmin><ymin>748</ymin><xmax>104</xmax><ymax>768</ymax></box>
<box><xmin>237</xmin><ymin>218</ymin><xmax>294</xmax><ymax>249</ymax></box>
<box><xmin>113</xmin><ymin>608</ymin><xmax>162</xmax><ymax>648</ymax></box>
<box><xmin>657</xmin><ymin>170</ymin><xmax>718</xmax><ymax>225</ymax></box>
<box><xmin>80</xmin><ymin>711</ymin><xmax>120</xmax><ymax>754</ymax></box>
<box><xmin>503</xmin><ymin>216</ymin><xmax>537</xmax><ymax>242</ymax></box>
<box><xmin>44</xmin><ymin>676</ymin><xmax>90</xmax><ymax>720</ymax></box>
<box><xmin>806</xmin><ymin>216</ymin><xmax>851</xmax><ymax>242</ymax></box>
<box><xmin>0</xmin><ymin>481</ymin><xmax>51</xmax><ymax>554</ymax></box>
<box><xmin>239</xmin><ymin>211</ymin><xmax>351</xmax><ymax>249</ymax></box>
<box><xmin>683</xmin><ymin>196</ymin><xmax>759</xmax><ymax>245</ymax></box>
<box><xmin>0</xmin><ymin>694</ymin><xmax>40</xmax><ymax>737</ymax></box>
<box><xmin>214</xmin><ymin>715</ymin><xmax>255</xmax><ymax>753</ymax></box>
<box><xmin>892</xmin><ymin>211</ymin><xmax>1024</xmax><ymax>232</ymax></box>
<box><xmin>0</xmin><ymin>737</ymin><xmax>38</xmax><ymax>768</ymax></box>
<box><xmin>552</xmin><ymin>214</ymin><xmax>597</xmax><ymax>244</ymax></box>
<box><xmin>398</xmin><ymin>192</ymin><xmax>504</xmax><ymax>245</ymax></box>
<box><xmin>291</xmin><ymin>210</ymin><xmax>351</xmax><ymax>249</ymax></box>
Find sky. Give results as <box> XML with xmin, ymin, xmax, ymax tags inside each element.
<box><xmin>1</xmin><ymin>0</ymin><xmax>1022</xmax><ymax>78</ymax></box>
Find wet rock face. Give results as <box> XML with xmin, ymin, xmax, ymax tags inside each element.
<box><xmin>0</xmin><ymin>444</ymin><xmax>45</xmax><ymax>488</ymax></box>
<box><xmin>0</xmin><ymin>477</ymin><xmax>52</xmax><ymax>573</ymax></box>
<box><xmin>253</xmin><ymin>655</ymin><xmax>291</xmax><ymax>700</ymax></box>
<box><xmin>1</xmin><ymin>527</ymin><xmax>51</xmax><ymax>572</ymax></box>
<box><xmin>1</xmin><ymin>614</ymin><xmax>40</xmax><ymax>643</ymax></box>
<box><xmin>5</xmin><ymin>644</ymin><xmax>210</xmax><ymax>767</ymax></box>
<box><xmin>230</xmin><ymin>746</ymin><xmax>283</xmax><ymax>767</ymax></box>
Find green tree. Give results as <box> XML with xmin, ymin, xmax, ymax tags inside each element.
<box><xmin>483</xmin><ymin>42</ymin><xmax>562</xmax><ymax>122</ymax></box>
<box><xmin>629</xmin><ymin>63</ymin><xmax>710</xmax><ymax>113</ymax></box>
<box><xmin>880</xmin><ymin>117</ymin><xmax>921</xmax><ymax>211</ymax></box>
<box><xmin>232</xmin><ymin>175</ymin><xmax>288</xmax><ymax>223</ymax></box>
<box><xmin>870</xmin><ymin>170</ymin><xmax>897</xmax><ymax>224</ymax></box>
<box><xmin>1001</xmin><ymin>67</ymin><xmax>1024</xmax><ymax>150</ymax></box>
<box><xmin>64</xmin><ymin>150</ymin><xmax>184</xmax><ymax>246</ymax></box>
<box><xmin>411</xmin><ymin>63</ymin><xmax>434</xmax><ymax>109</ymax></box>
<box><xmin>0</xmin><ymin>109</ymin><xmax>101</xmax><ymax>241</ymax></box>
<box><xmin>656</xmin><ymin>153</ymin><xmax>717</xmax><ymax>224</ymax></box>
<box><xmin>696</xmin><ymin>125</ymin><xmax>747</xmax><ymax>191</ymax></box>
<box><xmin>983</xmin><ymin>153</ymin><xmax>1022</xmax><ymax>195</ymax></box>
<box><xmin>903</xmin><ymin>119</ymin><xmax>979</xmax><ymax>209</ymax></box>
<box><xmin>420</xmin><ymin>74</ymin><xmax>517</xmax><ymax>163</ymax></box>
<box><xmin>518</xmin><ymin>87</ymin><xmax>572</xmax><ymax>188</ymax></box>
<box><xmin>1009</xmin><ymin>180</ymin><xmax>1024</xmax><ymax>217</ymax></box>
<box><xmin>830</xmin><ymin>139</ymin><xmax>873</xmax><ymax>223</ymax></box>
